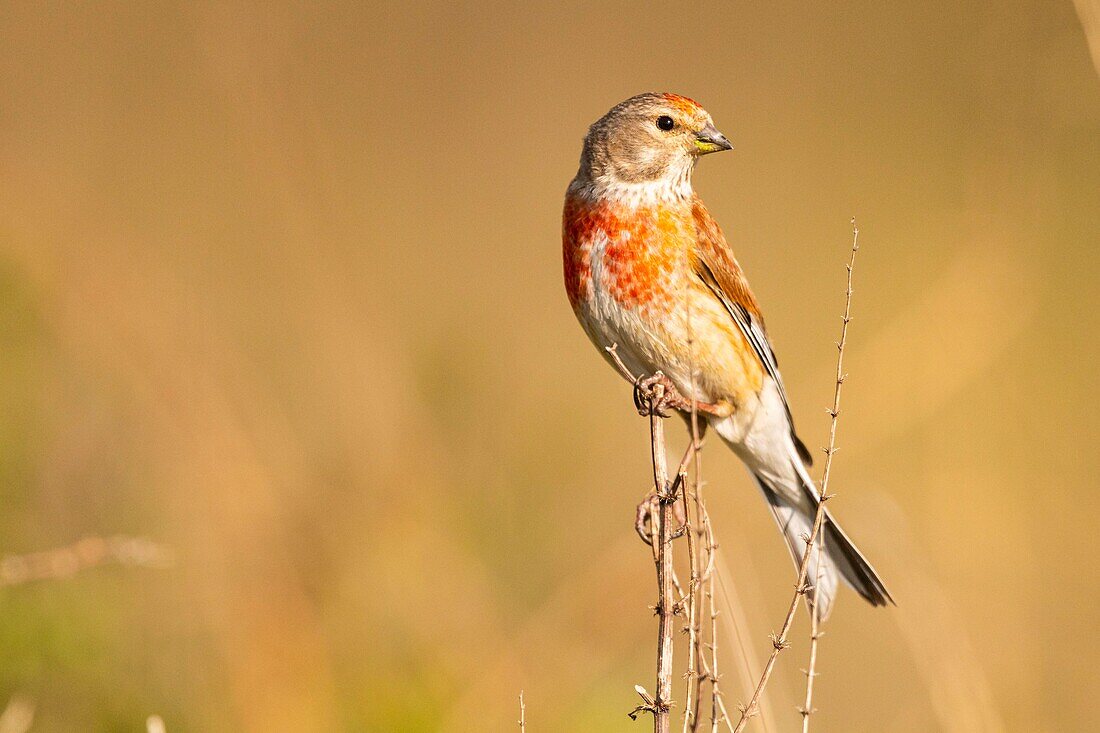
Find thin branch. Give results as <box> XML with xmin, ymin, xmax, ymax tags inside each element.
<box><xmin>518</xmin><ymin>690</ymin><xmax>526</xmax><ymax>732</ymax></box>
<box><xmin>0</xmin><ymin>535</ymin><xmax>173</xmax><ymax>587</ymax></box>
<box><xmin>681</xmin><ymin>278</ymin><xmax>703</xmax><ymax>733</ymax></box>
<box><xmin>733</xmin><ymin>222</ymin><xmax>861</xmax><ymax>732</ymax></box>
<box><xmin>798</xmin><ymin>596</ymin><xmax>823</xmax><ymax>731</ymax></box>
<box><xmin>649</xmin><ymin>381</ymin><xmax>677</xmax><ymax>733</ymax></box>
<box><xmin>609</xmin><ymin>344</ymin><xmax>685</xmax><ymax>733</ymax></box>
<box><xmin>800</xmin><ymin>522</ymin><xmax>828</xmax><ymax>730</ymax></box>
<box><xmin>701</xmin><ymin>496</ymin><xmax>732</xmax><ymax>733</ymax></box>
<box><xmin>604</xmin><ymin>344</ymin><xmax>635</xmax><ymax>383</ymax></box>
<box><xmin>680</xmin><ymin>452</ymin><xmax>700</xmax><ymax>720</ymax></box>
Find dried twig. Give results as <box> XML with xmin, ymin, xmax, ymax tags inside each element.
<box><xmin>686</xmin><ymin>404</ymin><xmax>729</xmax><ymax>733</ymax></box>
<box><xmin>518</xmin><ymin>690</ymin><xmax>526</xmax><ymax>732</ymax></box>
<box><xmin>699</xmin><ymin>497</ymin><xmax>733</xmax><ymax>733</ymax></box>
<box><xmin>647</xmin><ymin>379</ymin><xmax>677</xmax><ymax>733</ymax></box>
<box><xmin>680</xmin><ymin>282</ymin><xmax>701</xmax><ymax>733</ymax></box>
<box><xmin>800</xmin><ymin>521</ymin><xmax>828</xmax><ymax>730</ymax></box>
<box><xmin>733</xmin><ymin>222</ymin><xmax>861</xmax><ymax>732</ymax></box>
<box><xmin>606</xmin><ymin>335</ymin><xmax>729</xmax><ymax>733</ymax></box>
<box><xmin>0</xmin><ymin>535</ymin><xmax>173</xmax><ymax>587</ymax></box>
<box><xmin>680</xmin><ymin>452</ymin><xmax>703</xmax><ymax>733</ymax></box>
<box><xmin>607</xmin><ymin>346</ymin><xmax>681</xmax><ymax>733</ymax></box>
<box><xmin>798</xmin><ymin>594</ymin><xmax>823</xmax><ymax>731</ymax></box>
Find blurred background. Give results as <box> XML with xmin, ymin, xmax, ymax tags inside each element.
<box><xmin>0</xmin><ymin>1</ymin><xmax>1098</xmax><ymax>731</ymax></box>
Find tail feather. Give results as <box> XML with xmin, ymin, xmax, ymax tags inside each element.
<box><xmin>709</xmin><ymin>407</ymin><xmax>893</xmax><ymax>617</ymax></box>
<box><xmin>757</xmin><ymin>480</ymin><xmax>840</xmax><ymax>618</ymax></box>
<box><xmin>754</xmin><ymin>471</ymin><xmax>893</xmax><ymax>620</ymax></box>
<box><xmin>821</xmin><ymin>506</ymin><xmax>894</xmax><ymax>608</ymax></box>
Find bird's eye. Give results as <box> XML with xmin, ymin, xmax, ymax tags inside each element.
<box><xmin>656</xmin><ymin>115</ymin><xmax>675</xmax><ymax>131</ymax></box>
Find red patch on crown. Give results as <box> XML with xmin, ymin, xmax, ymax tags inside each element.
<box><xmin>662</xmin><ymin>93</ymin><xmax>703</xmax><ymax>116</ymax></box>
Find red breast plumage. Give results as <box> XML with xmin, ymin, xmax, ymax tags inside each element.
<box><xmin>563</xmin><ymin>195</ymin><xmax>691</xmax><ymax>314</ymax></box>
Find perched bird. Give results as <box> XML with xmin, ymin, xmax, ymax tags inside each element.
<box><xmin>562</xmin><ymin>92</ymin><xmax>892</xmax><ymax>618</ymax></box>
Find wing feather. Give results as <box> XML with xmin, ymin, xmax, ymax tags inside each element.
<box><xmin>690</xmin><ymin>197</ymin><xmax>813</xmax><ymax>466</ymax></box>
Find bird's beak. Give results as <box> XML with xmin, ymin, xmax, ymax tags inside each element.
<box><xmin>694</xmin><ymin>123</ymin><xmax>733</xmax><ymax>155</ymax></box>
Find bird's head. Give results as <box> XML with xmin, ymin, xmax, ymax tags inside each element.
<box><xmin>575</xmin><ymin>92</ymin><xmax>731</xmax><ymax>200</ymax></box>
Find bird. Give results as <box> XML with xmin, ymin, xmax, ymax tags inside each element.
<box><xmin>562</xmin><ymin>92</ymin><xmax>892</xmax><ymax>618</ymax></box>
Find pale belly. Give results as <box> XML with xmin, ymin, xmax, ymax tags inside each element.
<box><xmin>576</xmin><ymin>283</ymin><xmax>802</xmax><ymax>483</ymax></box>
<box><xmin>574</xmin><ymin>276</ymin><xmax>764</xmax><ymax>412</ymax></box>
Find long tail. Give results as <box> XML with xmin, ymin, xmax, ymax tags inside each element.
<box><xmin>753</xmin><ymin>466</ymin><xmax>893</xmax><ymax>620</ymax></box>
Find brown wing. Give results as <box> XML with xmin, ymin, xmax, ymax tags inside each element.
<box><xmin>689</xmin><ymin>197</ymin><xmax>814</xmax><ymax>466</ymax></box>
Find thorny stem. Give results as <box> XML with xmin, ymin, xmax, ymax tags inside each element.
<box><xmin>681</xmin><ymin>464</ymin><xmax>731</xmax><ymax>733</ymax></box>
<box><xmin>733</xmin><ymin>222</ymin><xmax>861</xmax><ymax>732</ymax></box>
<box><xmin>801</xmin><ymin>498</ymin><xmax>829</xmax><ymax>731</ymax></box>
<box><xmin>682</xmin><ymin>292</ymin><xmax>702</xmax><ymax>733</ymax></box>
<box><xmin>605</xmin><ymin>337</ymin><xmax>726</xmax><ymax>733</ymax></box>
<box><xmin>702</xmin><ymin>499</ymin><xmax>731</xmax><ymax>733</ymax></box>
<box><xmin>608</xmin><ymin>346</ymin><xmax>678</xmax><ymax>733</ymax></box>
<box><xmin>681</xmin><ymin>265</ymin><xmax>725</xmax><ymax>733</ymax></box>
<box><xmin>651</xmin><ymin>384</ymin><xmax>676</xmax><ymax>733</ymax></box>
<box><xmin>799</xmin><ymin>595</ymin><xmax>823</xmax><ymax>732</ymax></box>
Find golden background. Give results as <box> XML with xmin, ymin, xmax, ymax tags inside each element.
<box><xmin>1</xmin><ymin>2</ymin><xmax>1098</xmax><ymax>730</ymax></box>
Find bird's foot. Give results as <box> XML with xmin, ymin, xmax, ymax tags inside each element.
<box><xmin>633</xmin><ymin>372</ymin><xmax>733</xmax><ymax>419</ymax></box>
<box><xmin>633</xmin><ymin>372</ymin><xmax>681</xmax><ymax>417</ymax></box>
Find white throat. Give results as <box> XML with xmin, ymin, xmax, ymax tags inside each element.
<box><xmin>569</xmin><ymin>158</ymin><xmax>695</xmax><ymax>209</ymax></box>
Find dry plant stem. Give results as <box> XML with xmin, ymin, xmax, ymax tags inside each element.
<box><xmin>689</xmin><ymin>468</ymin><xmax>732</xmax><ymax>733</ymax></box>
<box><xmin>649</xmin><ymin>383</ymin><xmax>676</xmax><ymax>733</ymax></box>
<box><xmin>733</xmin><ymin>223</ymin><xmax>861</xmax><ymax>733</ymax></box>
<box><xmin>704</xmin><ymin>511</ymin><xmax>729</xmax><ymax>733</ymax></box>
<box><xmin>682</xmin><ymin>287</ymin><xmax>702</xmax><ymax>733</ymax></box>
<box><xmin>693</xmin><ymin>457</ymin><xmax>728</xmax><ymax>732</ymax></box>
<box><xmin>680</xmin><ymin>295</ymin><xmax>722</xmax><ymax>733</ymax></box>
<box><xmin>800</xmin><ymin>526</ymin><xmax>828</xmax><ymax>730</ymax></box>
<box><xmin>677</xmin><ymin>383</ymin><xmax>704</xmax><ymax>730</ymax></box>
<box><xmin>607</xmin><ymin>343</ymin><xmax>722</xmax><ymax>733</ymax></box>
<box><xmin>0</xmin><ymin>535</ymin><xmax>173</xmax><ymax>587</ymax></box>
<box><xmin>690</xmin><ymin>493</ymin><xmax>735</xmax><ymax>733</ymax></box>
<box><xmin>605</xmin><ymin>344</ymin><xmax>686</xmax><ymax>733</ymax></box>
<box><xmin>518</xmin><ymin>690</ymin><xmax>526</xmax><ymax>732</ymax></box>
<box><xmin>680</xmin><ymin>441</ymin><xmax>724</xmax><ymax>732</ymax></box>
<box><xmin>682</xmin><ymin>435</ymin><xmax>718</xmax><ymax>733</ymax></box>
<box><xmin>680</xmin><ymin>423</ymin><xmax>701</xmax><ymax>733</ymax></box>
<box><xmin>799</xmin><ymin>595</ymin><xmax>822</xmax><ymax>731</ymax></box>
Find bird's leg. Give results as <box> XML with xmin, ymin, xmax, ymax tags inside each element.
<box><xmin>633</xmin><ymin>372</ymin><xmax>733</xmax><ymax>419</ymax></box>
<box><xmin>695</xmin><ymin>398</ymin><xmax>733</xmax><ymax>418</ymax></box>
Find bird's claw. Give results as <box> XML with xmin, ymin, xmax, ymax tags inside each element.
<box><xmin>634</xmin><ymin>372</ymin><xmax>683</xmax><ymax>417</ymax></box>
<box><xmin>633</xmin><ymin>372</ymin><xmax>733</xmax><ymax>419</ymax></box>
